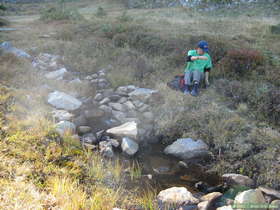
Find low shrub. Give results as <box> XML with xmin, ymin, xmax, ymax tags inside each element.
<box><xmin>218</xmin><ymin>48</ymin><xmax>264</xmax><ymax>78</ymax></box>
<box><xmin>40</xmin><ymin>6</ymin><xmax>84</xmax><ymax>21</ymax></box>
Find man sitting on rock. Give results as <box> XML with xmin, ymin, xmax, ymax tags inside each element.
<box><xmin>184</xmin><ymin>40</ymin><xmax>212</xmax><ymax>96</ymax></box>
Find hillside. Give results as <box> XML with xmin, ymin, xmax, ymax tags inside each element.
<box><xmin>0</xmin><ymin>0</ymin><xmax>280</xmax><ymax>209</ymax></box>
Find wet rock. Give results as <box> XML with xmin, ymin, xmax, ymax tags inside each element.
<box><xmin>52</xmin><ymin>110</ymin><xmax>74</xmax><ymax>122</ymax></box>
<box><xmin>258</xmin><ymin>186</ymin><xmax>280</xmax><ymax>199</ymax></box>
<box><xmin>107</xmin><ymin>121</ymin><xmax>137</xmax><ymax>139</ymax></box>
<box><xmin>99</xmin><ymin>97</ymin><xmax>110</xmax><ymax>105</ymax></box>
<box><xmin>222</xmin><ymin>174</ymin><xmax>254</xmax><ymax>187</ymax></box>
<box><xmin>121</xmin><ymin>137</ymin><xmax>139</xmax><ymax>156</ymax></box>
<box><xmin>94</xmin><ymin>93</ymin><xmax>103</xmax><ymax>101</ymax></box>
<box><xmin>234</xmin><ymin>189</ymin><xmax>266</xmax><ymax>210</ymax></box>
<box><xmin>82</xmin><ymin>133</ymin><xmax>98</xmax><ymax>145</ymax></box>
<box><xmin>48</xmin><ymin>91</ymin><xmax>82</xmax><ymax>111</ymax></box>
<box><xmin>164</xmin><ymin>138</ymin><xmax>210</xmax><ymax>160</ymax></box>
<box><xmin>129</xmin><ymin>88</ymin><xmax>159</xmax><ymax>103</ymax></box>
<box><xmin>99</xmin><ymin>105</ymin><xmax>112</xmax><ymax>115</ymax></box>
<box><xmin>99</xmin><ymin>141</ymin><xmax>114</xmax><ymax>158</ymax></box>
<box><xmin>157</xmin><ymin>187</ymin><xmax>199</xmax><ymax>209</ymax></box>
<box><xmin>55</xmin><ymin>121</ymin><xmax>76</xmax><ymax>135</ymax></box>
<box><xmin>77</xmin><ymin>126</ymin><xmax>92</xmax><ymax>134</ymax></box>
<box><xmin>269</xmin><ymin>200</ymin><xmax>280</xmax><ymax>210</ymax></box>
<box><xmin>0</xmin><ymin>41</ymin><xmax>31</xmax><ymax>58</ymax></box>
<box><xmin>45</xmin><ymin>68</ymin><xmax>67</xmax><ymax>80</ymax></box>
<box><xmin>84</xmin><ymin>109</ymin><xmax>105</xmax><ymax>119</ymax></box>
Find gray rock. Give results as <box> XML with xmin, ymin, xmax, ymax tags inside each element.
<box><xmin>222</xmin><ymin>174</ymin><xmax>254</xmax><ymax>187</ymax></box>
<box><xmin>118</xmin><ymin>97</ymin><xmax>128</xmax><ymax>104</ymax></box>
<box><xmin>129</xmin><ymin>88</ymin><xmax>159</xmax><ymax>103</ymax></box>
<box><xmin>94</xmin><ymin>93</ymin><xmax>103</xmax><ymax>101</ymax></box>
<box><xmin>73</xmin><ymin>115</ymin><xmax>88</xmax><ymax>127</ymax></box>
<box><xmin>109</xmin><ymin>95</ymin><xmax>121</xmax><ymax>102</ymax></box>
<box><xmin>0</xmin><ymin>41</ymin><xmax>31</xmax><ymax>58</ymax></box>
<box><xmin>109</xmin><ymin>102</ymin><xmax>126</xmax><ymax>112</ymax></box>
<box><xmin>123</xmin><ymin>101</ymin><xmax>136</xmax><ymax>110</ymax></box>
<box><xmin>132</xmin><ymin>100</ymin><xmax>144</xmax><ymax>108</ymax></box>
<box><xmin>143</xmin><ymin>112</ymin><xmax>154</xmax><ymax>122</ymax></box>
<box><xmin>258</xmin><ymin>186</ymin><xmax>280</xmax><ymax>199</ymax></box>
<box><xmin>109</xmin><ymin>139</ymin><xmax>120</xmax><ymax>148</ymax></box>
<box><xmin>77</xmin><ymin>126</ymin><xmax>92</xmax><ymax>134</ymax></box>
<box><xmin>126</xmin><ymin>110</ymin><xmax>137</xmax><ymax>118</ymax></box>
<box><xmin>217</xmin><ymin>206</ymin><xmax>233</xmax><ymax>210</ymax></box>
<box><xmin>52</xmin><ymin>110</ymin><xmax>74</xmax><ymax>122</ymax></box>
<box><xmin>55</xmin><ymin>121</ymin><xmax>76</xmax><ymax>135</ymax></box>
<box><xmin>45</xmin><ymin>68</ymin><xmax>67</xmax><ymax>80</ymax></box>
<box><xmin>138</xmin><ymin>104</ymin><xmax>150</xmax><ymax>112</ymax></box>
<box><xmin>112</xmin><ymin>110</ymin><xmax>127</xmax><ymax>121</ymax></box>
<box><xmin>157</xmin><ymin>187</ymin><xmax>199</xmax><ymax>209</ymax></box>
<box><xmin>99</xmin><ymin>141</ymin><xmax>114</xmax><ymax>158</ymax></box>
<box><xmin>48</xmin><ymin>91</ymin><xmax>82</xmax><ymax>111</ymax></box>
<box><xmin>198</xmin><ymin>201</ymin><xmax>210</xmax><ymax>210</ymax></box>
<box><xmin>234</xmin><ymin>189</ymin><xmax>267</xmax><ymax>210</ymax></box>
<box><xmin>82</xmin><ymin>133</ymin><xmax>98</xmax><ymax>145</ymax></box>
<box><xmin>121</xmin><ymin>137</ymin><xmax>139</xmax><ymax>156</ymax></box>
<box><xmin>107</xmin><ymin>121</ymin><xmax>138</xmax><ymax>139</ymax></box>
<box><xmin>164</xmin><ymin>138</ymin><xmax>210</xmax><ymax>160</ymax></box>
<box><xmin>84</xmin><ymin>109</ymin><xmax>105</xmax><ymax>119</ymax></box>
<box><xmin>99</xmin><ymin>105</ymin><xmax>112</xmax><ymax>115</ymax></box>
<box><xmin>99</xmin><ymin>97</ymin><xmax>110</xmax><ymax>105</ymax></box>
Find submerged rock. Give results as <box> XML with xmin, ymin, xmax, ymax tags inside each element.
<box><xmin>121</xmin><ymin>137</ymin><xmax>139</xmax><ymax>156</ymax></box>
<box><xmin>222</xmin><ymin>173</ymin><xmax>254</xmax><ymax>187</ymax></box>
<box><xmin>157</xmin><ymin>187</ymin><xmax>199</xmax><ymax>209</ymax></box>
<box><xmin>164</xmin><ymin>138</ymin><xmax>210</xmax><ymax>160</ymax></box>
<box><xmin>48</xmin><ymin>91</ymin><xmax>82</xmax><ymax>111</ymax></box>
<box><xmin>107</xmin><ymin>121</ymin><xmax>137</xmax><ymax>139</ymax></box>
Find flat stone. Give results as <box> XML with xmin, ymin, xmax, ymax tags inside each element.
<box><xmin>48</xmin><ymin>91</ymin><xmax>82</xmax><ymax>111</ymax></box>
<box><xmin>201</xmin><ymin>192</ymin><xmax>223</xmax><ymax>201</ymax></box>
<box><xmin>121</xmin><ymin>137</ymin><xmax>139</xmax><ymax>156</ymax></box>
<box><xmin>157</xmin><ymin>187</ymin><xmax>199</xmax><ymax>209</ymax></box>
<box><xmin>45</xmin><ymin>68</ymin><xmax>67</xmax><ymax>80</ymax></box>
<box><xmin>164</xmin><ymin>138</ymin><xmax>210</xmax><ymax>160</ymax></box>
<box><xmin>107</xmin><ymin>121</ymin><xmax>137</xmax><ymax>139</ymax></box>
<box><xmin>222</xmin><ymin>174</ymin><xmax>254</xmax><ymax>187</ymax></box>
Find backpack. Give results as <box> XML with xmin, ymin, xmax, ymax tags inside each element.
<box><xmin>167</xmin><ymin>74</ymin><xmax>185</xmax><ymax>92</ymax></box>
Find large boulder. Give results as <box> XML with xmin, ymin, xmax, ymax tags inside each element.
<box><xmin>55</xmin><ymin>121</ymin><xmax>76</xmax><ymax>135</ymax></box>
<box><xmin>157</xmin><ymin>187</ymin><xmax>199</xmax><ymax>209</ymax></box>
<box><xmin>107</xmin><ymin>121</ymin><xmax>137</xmax><ymax>139</ymax></box>
<box><xmin>129</xmin><ymin>88</ymin><xmax>159</xmax><ymax>103</ymax></box>
<box><xmin>164</xmin><ymin>138</ymin><xmax>210</xmax><ymax>160</ymax></box>
<box><xmin>258</xmin><ymin>186</ymin><xmax>280</xmax><ymax>200</ymax></box>
<box><xmin>121</xmin><ymin>137</ymin><xmax>139</xmax><ymax>156</ymax></box>
<box><xmin>222</xmin><ymin>174</ymin><xmax>254</xmax><ymax>188</ymax></box>
<box><xmin>48</xmin><ymin>91</ymin><xmax>82</xmax><ymax>111</ymax></box>
<box><xmin>269</xmin><ymin>200</ymin><xmax>280</xmax><ymax>210</ymax></box>
<box><xmin>234</xmin><ymin>189</ymin><xmax>267</xmax><ymax>210</ymax></box>
<box><xmin>45</xmin><ymin>68</ymin><xmax>67</xmax><ymax>80</ymax></box>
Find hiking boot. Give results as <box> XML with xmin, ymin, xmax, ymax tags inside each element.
<box><xmin>184</xmin><ymin>85</ymin><xmax>191</xmax><ymax>95</ymax></box>
<box><xmin>191</xmin><ymin>83</ymin><xmax>199</xmax><ymax>96</ymax></box>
